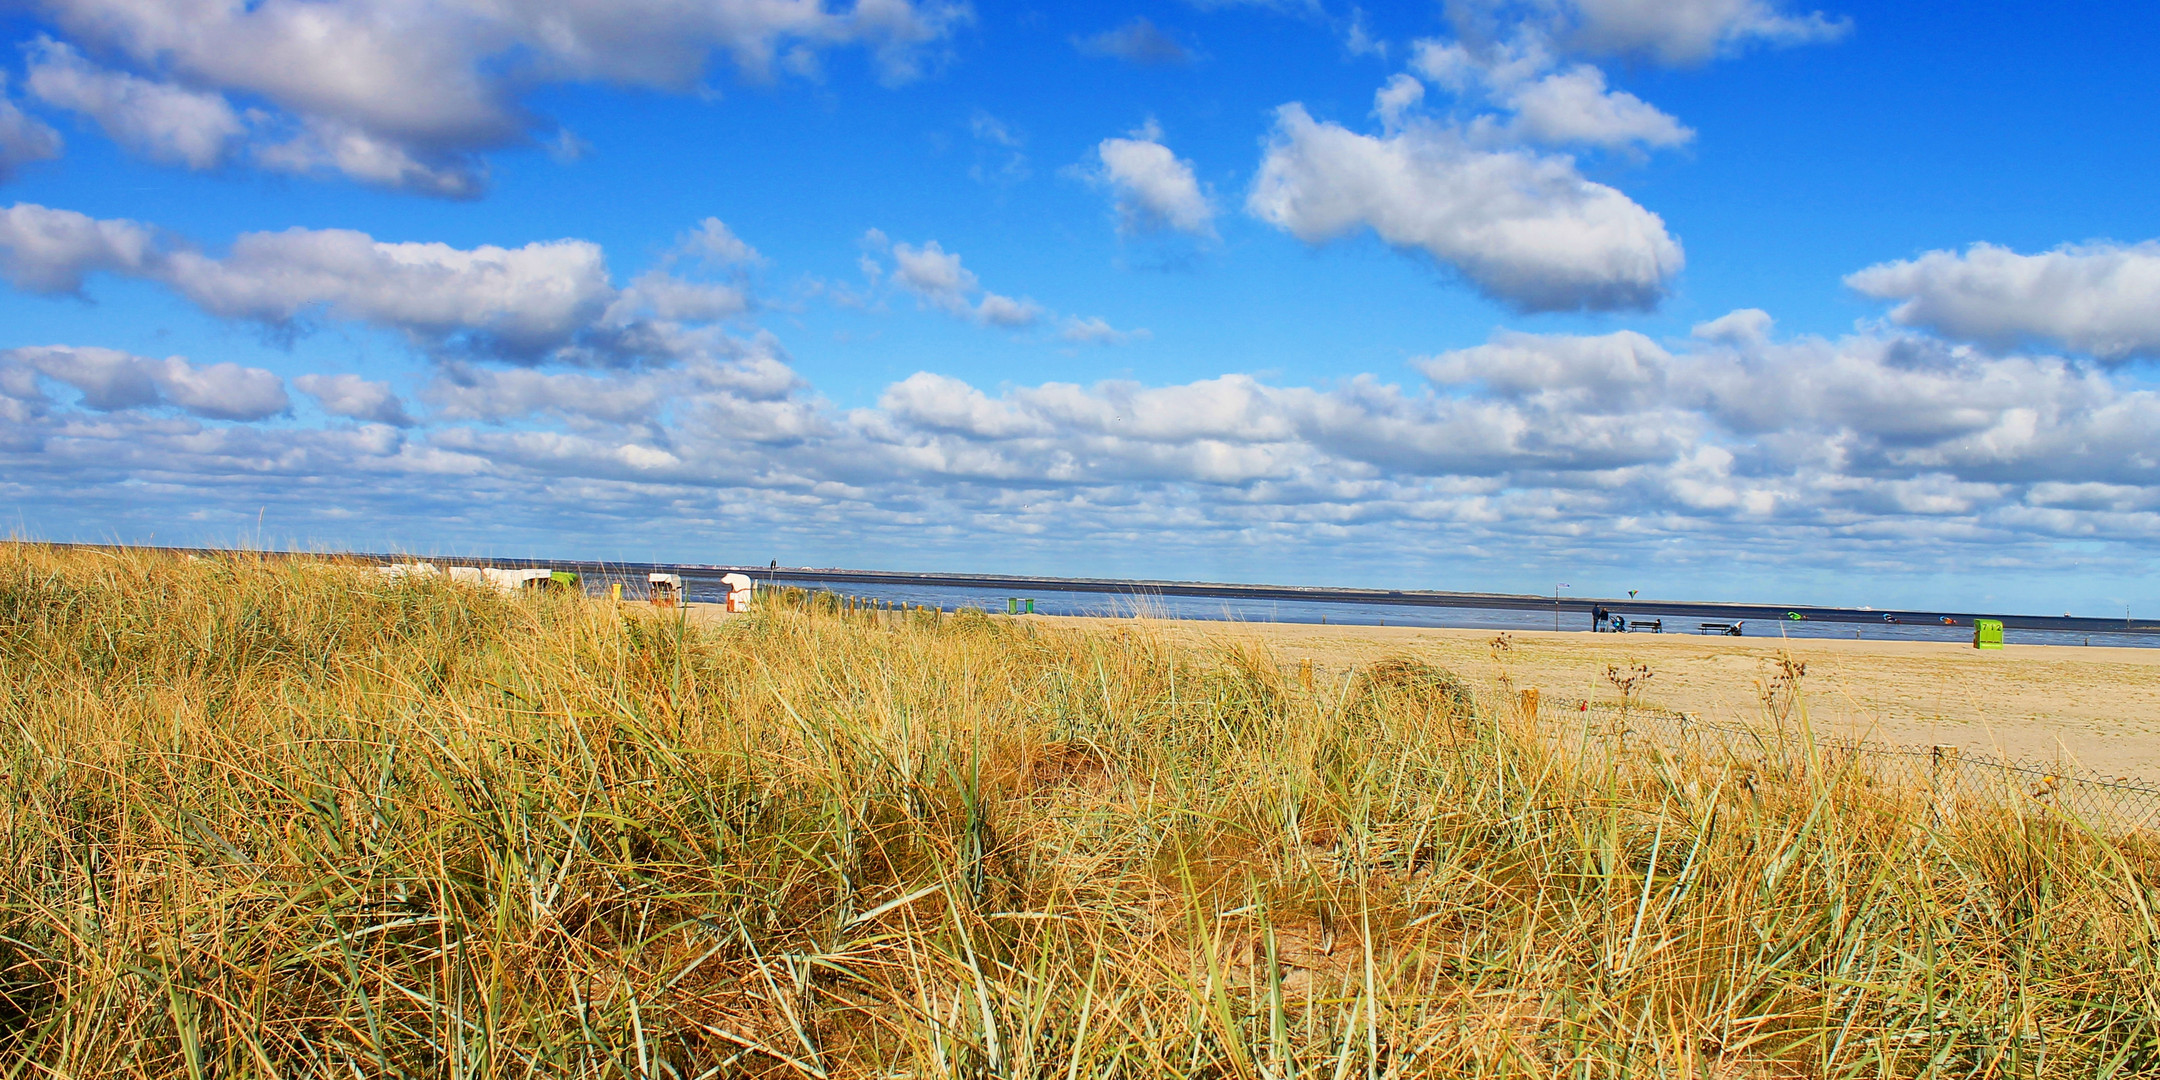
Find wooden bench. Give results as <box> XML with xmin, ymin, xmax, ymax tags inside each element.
<box><xmin>1697</xmin><ymin>621</ymin><xmax>1743</xmax><ymax>636</ymax></box>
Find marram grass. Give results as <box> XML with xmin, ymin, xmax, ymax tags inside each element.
<box><xmin>0</xmin><ymin>543</ymin><xmax>2156</xmax><ymax>1078</ymax></box>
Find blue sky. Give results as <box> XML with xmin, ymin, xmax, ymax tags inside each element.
<box><xmin>1</xmin><ymin>0</ymin><xmax>2157</xmax><ymax>616</ymax></box>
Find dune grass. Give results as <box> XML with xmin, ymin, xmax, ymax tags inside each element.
<box><xmin>0</xmin><ymin>542</ymin><xmax>2156</xmax><ymax>1078</ymax></box>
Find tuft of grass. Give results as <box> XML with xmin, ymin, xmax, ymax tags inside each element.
<box><xmin>0</xmin><ymin>541</ymin><xmax>2156</xmax><ymax>1078</ymax></box>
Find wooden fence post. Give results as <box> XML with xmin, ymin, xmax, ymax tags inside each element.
<box><xmin>1929</xmin><ymin>744</ymin><xmax>1960</xmax><ymax>827</ymax></box>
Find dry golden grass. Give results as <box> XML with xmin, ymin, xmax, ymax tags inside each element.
<box><xmin>1</xmin><ymin>542</ymin><xmax>2156</xmax><ymax>1078</ymax></box>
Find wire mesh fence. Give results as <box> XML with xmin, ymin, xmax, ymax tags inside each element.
<box><xmin>1536</xmin><ymin>693</ymin><xmax>2160</xmax><ymax>835</ymax></box>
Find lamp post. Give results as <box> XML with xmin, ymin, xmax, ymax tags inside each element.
<box><xmin>1554</xmin><ymin>582</ymin><xmax>1570</xmax><ymax>632</ymax></box>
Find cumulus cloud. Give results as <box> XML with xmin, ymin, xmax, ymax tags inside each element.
<box><xmin>1281</xmin><ymin>31</ymin><xmax>1694</xmax><ymax>308</ymax></box>
<box><xmin>0</xmin><ymin>76</ymin><xmax>64</xmax><ymax>182</ymax></box>
<box><xmin>1691</xmin><ymin>306</ymin><xmax>1773</xmax><ymax>344</ymax></box>
<box><xmin>420</xmin><ymin>351</ymin><xmax>814</xmax><ymax>453</ymax></box>
<box><xmin>252</xmin><ymin>119</ymin><xmax>488</xmax><ymax>199</ymax></box>
<box><xmin>1552</xmin><ymin>0</ymin><xmax>1852</xmax><ymax>65</ymax></box>
<box><xmin>7</xmin><ymin>345</ymin><xmax>288</xmax><ymax>419</ymax></box>
<box><xmin>436</xmin><ymin>313</ymin><xmax>2154</xmax><ymax>501</ymax></box>
<box><xmin>878</xmin><ymin>371</ymin><xmax>1047</xmax><ymax>439</ymax></box>
<box><xmin>425</xmin><ymin>363</ymin><xmax>673</xmax><ymax>425</ymax></box>
<box><xmin>973</xmin><ymin>292</ymin><xmax>1044</xmax><ymax>328</ymax></box>
<box><xmin>612</xmin><ymin>271</ymin><xmax>750</xmax><ymax>324</ymax></box>
<box><xmin>879</xmin><ymin>238</ymin><xmax>1043</xmax><ymax>329</ymax></box>
<box><xmin>161</xmin><ymin>229</ymin><xmax>619</xmax><ymax>358</ymax></box>
<box><xmin>24</xmin><ymin>38</ymin><xmax>245</xmax><ymax>169</ymax></box>
<box><xmin>295</xmin><ymin>373</ymin><xmax>412</xmax><ymax>426</ymax></box>
<box><xmin>676</xmin><ymin>218</ymin><xmax>762</xmax><ymax>266</ymax></box>
<box><xmin>0</xmin><ymin>202</ymin><xmax>157</xmax><ymax>292</ymax></box>
<box><xmin>24</xmin><ymin>0</ymin><xmax>970</xmax><ymax>194</ymax></box>
<box><xmin>1441</xmin><ymin>0</ymin><xmax>1848</xmax><ymax>67</ymax></box>
<box><xmin>13</xmin><ymin>207</ymin><xmax>2147</xmax><ymax>592</ymax></box>
<box><xmin>842</xmin><ymin>322</ymin><xmax>2153</xmax><ymax>510</ymax></box>
<box><xmin>1093</xmin><ymin>121</ymin><xmax>1215</xmax><ymax>237</ymax></box>
<box><xmin>10</xmin><ymin>311</ymin><xmax>2160</xmax><ymax>589</ymax></box>
<box><xmin>1403</xmin><ymin>38</ymin><xmax>1691</xmax><ymax>151</ymax></box>
<box><xmin>1074</xmin><ymin>18</ymin><xmax>1193</xmax><ymax>65</ymax></box>
<box><xmin>1247</xmin><ymin>104</ymin><xmax>1683</xmax><ymax>312</ymax></box>
<box><xmin>1846</xmin><ymin>242</ymin><xmax>2160</xmax><ymax>362</ymax></box>
<box><xmin>889</xmin><ymin>239</ymin><xmax>972</xmax><ymax>300</ymax></box>
<box><xmin>1505</xmin><ymin>65</ymin><xmax>1693</xmax><ymax>148</ymax></box>
<box><xmin>1373</xmin><ymin>74</ymin><xmax>1425</xmax><ymax>128</ymax></box>
<box><xmin>861</xmin><ymin>234</ymin><xmax>1138</xmax><ymax>339</ymax></box>
<box><xmin>0</xmin><ymin>202</ymin><xmax>765</xmax><ymax>365</ymax></box>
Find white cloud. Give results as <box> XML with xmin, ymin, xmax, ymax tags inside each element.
<box><xmin>1846</xmin><ymin>242</ymin><xmax>2160</xmax><ymax>362</ymax></box>
<box><xmin>1554</xmin><ymin>0</ymin><xmax>1851</xmax><ymax>65</ymax></box>
<box><xmin>0</xmin><ymin>203</ymin><xmax>768</xmax><ymax>364</ymax></box>
<box><xmin>1247</xmin><ymin>104</ymin><xmax>1683</xmax><ymax>312</ymax></box>
<box><xmin>1402</xmin><ymin>37</ymin><xmax>1690</xmax><ymax>151</ymax></box>
<box><xmin>1094</xmin><ymin>122</ymin><xmax>1216</xmax><ymax>237</ymax></box>
<box><xmin>879</xmin><ymin>372</ymin><xmax>1047</xmax><ymax>438</ymax></box>
<box><xmin>26</xmin><ymin>0</ymin><xmax>970</xmax><ymax>194</ymax></box>
<box><xmin>973</xmin><ymin>292</ymin><xmax>1042</xmax><ymax>328</ymax></box>
<box><xmin>426</xmin><ymin>364</ymin><xmax>671</xmax><ymax>425</ymax></box>
<box><xmin>612</xmin><ymin>271</ymin><xmax>750</xmax><ymax>324</ymax></box>
<box><xmin>1074</xmin><ymin>18</ymin><xmax>1193</xmax><ymax>65</ymax></box>
<box><xmin>24</xmin><ymin>38</ymin><xmax>244</xmax><ymax>169</ymax></box>
<box><xmin>252</xmin><ymin>119</ymin><xmax>487</xmax><ymax>199</ymax></box>
<box><xmin>161</xmin><ymin>228</ymin><xmax>617</xmax><ymax>359</ymax></box>
<box><xmin>10</xmin><ymin>312</ymin><xmax>2160</xmax><ymax>591</ymax></box>
<box><xmin>1059</xmin><ymin>316</ymin><xmax>1150</xmax><ymax>346</ymax></box>
<box><xmin>1505</xmin><ymin>65</ymin><xmax>1693</xmax><ymax>148</ymax></box>
<box><xmin>1373</xmin><ymin>74</ymin><xmax>1424</xmax><ymax>129</ymax></box>
<box><xmin>8</xmin><ymin>345</ymin><xmax>287</xmax><ymax>419</ymax></box>
<box><xmin>677</xmin><ymin>218</ymin><xmax>762</xmax><ymax>266</ymax></box>
<box><xmin>1406</xmin><ymin>39</ymin><xmax>1490</xmax><ymax>92</ymax></box>
<box><xmin>1691</xmin><ymin>307</ymin><xmax>1773</xmax><ymax>344</ymax></box>
<box><xmin>10</xmin><ymin>344</ymin><xmax>159</xmax><ymax>410</ymax></box>
<box><xmin>11</xmin><ymin>207</ymin><xmax>2149</xmax><ymax>594</ymax></box>
<box><xmin>890</xmin><ymin>239</ymin><xmax>974</xmax><ymax>302</ymax></box>
<box><xmin>600</xmin><ymin>219</ymin><xmax>761</xmax><ymax>325</ymax></box>
<box><xmin>0</xmin><ymin>76</ymin><xmax>64</xmax><ymax>182</ymax></box>
<box><xmin>1418</xmin><ymin>328</ymin><xmax>1672</xmax><ymax>406</ymax></box>
<box><xmin>295</xmin><ymin>372</ymin><xmax>412</xmax><ymax>426</ymax></box>
<box><xmin>0</xmin><ymin>202</ymin><xmax>157</xmax><ymax>293</ymax></box>
<box><xmin>1342</xmin><ymin>7</ymin><xmax>1386</xmax><ymax>59</ymax></box>
<box><xmin>153</xmin><ymin>355</ymin><xmax>293</xmax><ymax>420</ymax></box>
<box><xmin>881</xmin><ymin>238</ymin><xmax>1045</xmax><ymax>329</ymax></box>
<box><xmin>422</xmin><ymin>346</ymin><xmax>803</xmax><ymax>428</ymax></box>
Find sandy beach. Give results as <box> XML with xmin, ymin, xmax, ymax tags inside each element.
<box><xmin>1102</xmin><ymin>617</ymin><xmax>2160</xmax><ymax>781</ymax></box>
<box><xmin>689</xmin><ymin>603</ymin><xmax>2160</xmax><ymax>781</ymax></box>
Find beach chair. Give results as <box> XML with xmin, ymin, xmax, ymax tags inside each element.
<box><xmin>649</xmin><ymin>573</ymin><xmax>682</xmax><ymax>607</ymax></box>
<box><xmin>721</xmin><ymin>572</ymin><xmax>753</xmax><ymax>612</ymax></box>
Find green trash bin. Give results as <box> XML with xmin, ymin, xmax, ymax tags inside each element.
<box><xmin>1006</xmin><ymin>597</ymin><xmax>1018</xmax><ymax>615</ymax></box>
<box><xmin>1025</xmin><ymin>598</ymin><xmax>1036</xmax><ymax>614</ymax></box>
<box><xmin>1973</xmin><ymin>618</ymin><xmax>2003</xmax><ymax>649</ymax></box>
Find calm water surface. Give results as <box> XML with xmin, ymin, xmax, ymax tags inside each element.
<box><xmin>606</xmin><ymin>575</ymin><xmax>2156</xmax><ymax>650</ymax></box>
